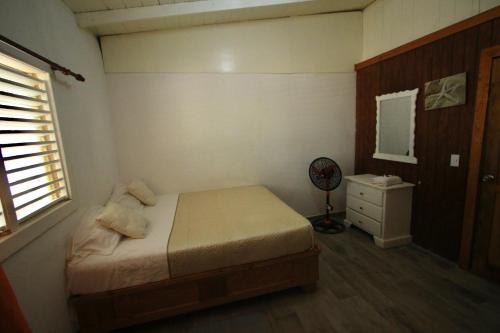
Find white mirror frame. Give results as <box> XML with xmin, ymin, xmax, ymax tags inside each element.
<box><xmin>373</xmin><ymin>88</ymin><xmax>418</xmax><ymax>164</ymax></box>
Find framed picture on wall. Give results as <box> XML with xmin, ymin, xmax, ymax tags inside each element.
<box><xmin>424</xmin><ymin>72</ymin><xmax>466</xmax><ymax>110</ymax></box>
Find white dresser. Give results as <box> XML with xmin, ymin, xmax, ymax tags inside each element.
<box><xmin>344</xmin><ymin>174</ymin><xmax>414</xmax><ymax>248</ymax></box>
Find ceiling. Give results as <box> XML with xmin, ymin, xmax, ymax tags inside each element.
<box><xmin>64</xmin><ymin>0</ymin><xmax>204</xmax><ymax>13</ymax></box>
<box><xmin>63</xmin><ymin>0</ymin><xmax>374</xmax><ymax>36</ymax></box>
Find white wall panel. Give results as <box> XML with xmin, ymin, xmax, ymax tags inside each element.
<box><xmin>0</xmin><ymin>0</ymin><xmax>118</xmax><ymax>332</ymax></box>
<box><xmin>481</xmin><ymin>0</ymin><xmax>500</xmax><ymax>10</ymax></box>
<box><xmin>107</xmin><ymin>73</ymin><xmax>355</xmax><ymax>216</ymax></box>
<box><xmin>456</xmin><ymin>0</ymin><xmax>480</xmax><ymax>20</ymax></box>
<box><xmin>362</xmin><ymin>0</ymin><xmax>499</xmax><ymax>59</ymax></box>
<box><xmin>101</xmin><ymin>12</ymin><xmax>362</xmax><ymax>73</ymax></box>
<box><xmin>413</xmin><ymin>0</ymin><xmax>440</xmax><ymax>38</ymax></box>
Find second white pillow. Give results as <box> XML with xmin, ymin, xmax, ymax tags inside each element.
<box><xmin>97</xmin><ymin>202</ymin><xmax>148</xmax><ymax>239</ymax></box>
<box><xmin>127</xmin><ymin>179</ymin><xmax>157</xmax><ymax>206</ymax></box>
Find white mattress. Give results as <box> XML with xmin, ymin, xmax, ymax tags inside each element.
<box><xmin>67</xmin><ymin>193</ymin><xmax>178</xmax><ymax>295</ymax></box>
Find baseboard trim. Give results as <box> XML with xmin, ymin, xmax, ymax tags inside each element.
<box><xmin>373</xmin><ymin>235</ymin><xmax>412</xmax><ymax>248</ymax></box>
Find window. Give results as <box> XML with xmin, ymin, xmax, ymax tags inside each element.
<box><xmin>0</xmin><ymin>51</ymin><xmax>69</xmax><ymax>236</ymax></box>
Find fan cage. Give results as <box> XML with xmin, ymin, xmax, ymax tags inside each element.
<box><xmin>308</xmin><ymin>157</ymin><xmax>342</xmax><ymax>192</ymax></box>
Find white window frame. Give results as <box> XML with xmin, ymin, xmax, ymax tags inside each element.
<box><xmin>0</xmin><ymin>43</ymin><xmax>77</xmax><ymax>262</ymax></box>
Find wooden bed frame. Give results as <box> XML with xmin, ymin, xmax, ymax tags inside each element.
<box><xmin>72</xmin><ymin>246</ymin><xmax>320</xmax><ymax>332</ymax></box>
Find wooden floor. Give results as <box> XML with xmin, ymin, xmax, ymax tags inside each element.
<box><xmin>115</xmin><ymin>227</ymin><xmax>500</xmax><ymax>333</ymax></box>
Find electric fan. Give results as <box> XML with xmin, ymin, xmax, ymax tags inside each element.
<box><xmin>309</xmin><ymin>157</ymin><xmax>345</xmax><ymax>234</ymax></box>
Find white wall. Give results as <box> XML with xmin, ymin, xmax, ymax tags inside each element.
<box><xmin>0</xmin><ymin>0</ymin><xmax>118</xmax><ymax>332</ymax></box>
<box><xmin>363</xmin><ymin>0</ymin><xmax>500</xmax><ymax>59</ymax></box>
<box><xmin>104</xmin><ymin>12</ymin><xmax>361</xmax><ymax>216</ymax></box>
<box><xmin>108</xmin><ymin>73</ymin><xmax>355</xmax><ymax>216</ymax></box>
<box><xmin>102</xmin><ymin>12</ymin><xmax>362</xmax><ymax>73</ymax></box>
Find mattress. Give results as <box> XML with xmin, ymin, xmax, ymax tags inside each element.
<box><xmin>168</xmin><ymin>185</ymin><xmax>314</xmax><ymax>277</ymax></box>
<box><xmin>68</xmin><ymin>185</ymin><xmax>314</xmax><ymax>294</ymax></box>
<box><xmin>67</xmin><ymin>193</ymin><xmax>178</xmax><ymax>295</ymax></box>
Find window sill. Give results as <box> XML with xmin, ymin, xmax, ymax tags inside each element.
<box><xmin>0</xmin><ymin>199</ymin><xmax>77</xmax><ymax>262</ymax></box>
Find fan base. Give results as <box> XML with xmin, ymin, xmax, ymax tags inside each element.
<box><xmin>311</xmin><ymin>217</ymin><xmax>345</xmax><ymax>234</ymax></box>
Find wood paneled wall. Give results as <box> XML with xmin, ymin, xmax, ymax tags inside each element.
<box><xmin>355</xmin><ymin>17</ymin><xmax>500</xmax><ymax>261</ymax></box>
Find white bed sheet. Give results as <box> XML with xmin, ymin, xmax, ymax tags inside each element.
<box><xmin>67</xmin><ymin>193</ymin><xmax>179</xmax><ymax>295</ymax></box>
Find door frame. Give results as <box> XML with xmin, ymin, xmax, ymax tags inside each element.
<box><xmin>460</xmin><ymin>45</ymin><xmax>500</xmax><ymax>269</ymax></box>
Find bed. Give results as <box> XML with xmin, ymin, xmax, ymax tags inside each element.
<box><xmin>69</xmin><ymin>185</ymin><xmax>319</xmax><ymax>332</ymax></box>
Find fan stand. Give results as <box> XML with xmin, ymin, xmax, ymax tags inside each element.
<box><xmin>312</xmin><ymin>191</ymin><xmax>345</xmax><ymax>234</ymax></box>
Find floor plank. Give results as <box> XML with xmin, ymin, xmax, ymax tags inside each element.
<box><xmin>115</xmin><ymin>227</ymin><xmax>500</xmax><ymax>333</ymax></box>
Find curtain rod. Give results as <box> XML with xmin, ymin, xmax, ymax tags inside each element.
<box><xmin>0</xmin><ymin>34</ymin><xmax>85</xmax><ymax>82</ymax></box>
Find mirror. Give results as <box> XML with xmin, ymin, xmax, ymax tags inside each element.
<box><xmin>373</xmin><ymin>89</ymin><xmax>418</xmax><ymax>164</ymax></box>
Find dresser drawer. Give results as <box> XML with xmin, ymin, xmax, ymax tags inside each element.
<box><xmin>347</xmin><ymin>195</ymin><xmax>383</xmax><ymax>221</ymax></box>
<box><xmin>346</xmin><ymin>208</ymin><xmax>381</xmax><ymax>237</ymax></box>
<box><xmin>347</xmin><ymin>182</ymin><xmax>383</xmax><ymax>206</ymax></box>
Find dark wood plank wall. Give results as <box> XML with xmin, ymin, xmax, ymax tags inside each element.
<box><xmin>355</xmin><ymin>18</ymin><xmax>500</xmax><ymax>261</ymax></box>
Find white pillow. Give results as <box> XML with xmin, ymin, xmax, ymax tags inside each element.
<box><xmin>127</xmin><ymin>179</ymin><xmax>157</xmax><ymax>206</ymax></box>
<box><xmin>108</xmin><ymin>183</ymin><xmax>127</xmax><ymax>203</ymax></box>
<box><xmin>70</xmin><ymin>206</ymin><xmax>121</xmax><ymax>260</ymax></box>
<box><xmin>97</xmin><ymin>202</ymin><xmax>148</xmax><ymax>239</ymax></box>
<box><xmin>117</xmin><ymin>193</ymin><xmax>144</xmax><ymax>211</ymax></box>
<box><xmin>108</xmin><ymin>183</ymin><xmax>144</xmax><ymax>211</ymax></box>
